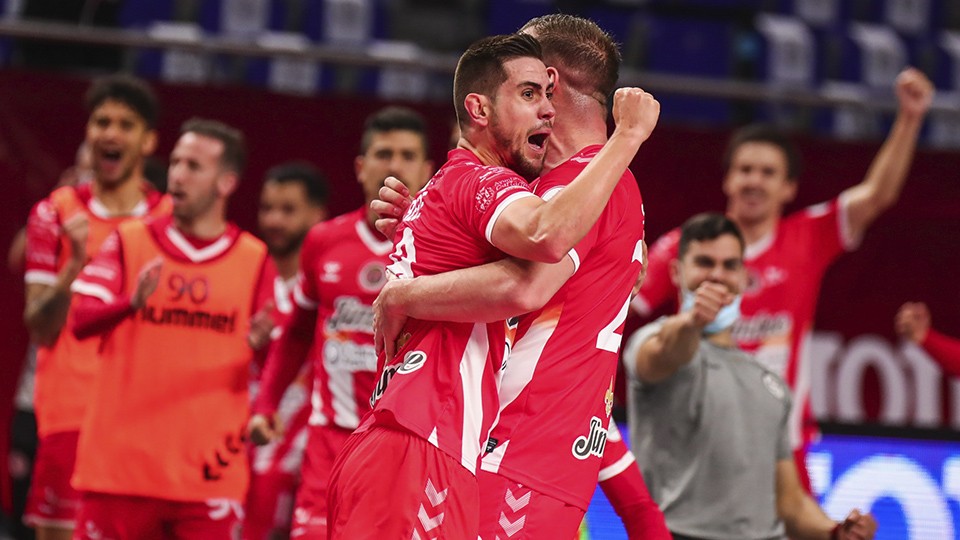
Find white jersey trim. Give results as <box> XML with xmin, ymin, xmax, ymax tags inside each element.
<box><xmin>480</xmin><ymin>440</ymin><xmax>509</xmax><ymax>474</ymax></box>
<box><xmin>355</xmin><ymin>219</ymin><xmax>393</xmax><ymax>256</ymax></box>
<box><xmin>459</xmin><ymin>323</ymin><xmax>490</xmax><ymax>474</ymax></box>
<box><xmin>89</xmin><ymin>197</ymin><xmax>148</xmax><ymax>219</ymax></box>
<box><xmin>293</xmin><ymin>282</ymin><xmax>318</xmax><ymax>310</ymax></box>
<box><xmin>273</xmin><ymin>276</ymin><xmax>296</xmax><ymax>315</ymax></box>
<box><xmin>165</xmin><ymin>226</ymin><xmax>233</xmax><ymax>263</ymax></box>
<box><xmin>597</xmin><ymin>451</ymin><xmax>636</xmax><ymax>482</ymax></box>
<box><xmin>71</xmin><ymin>279</ymin><xmax>115</xmax><ymax>304</ymax></box>
<box><xmin>24</xmin><ymin>269</ymin><xmax>58</xmax><ymax>286</ymax></box>
<box><xmin>484</xmin><ymin>192</ymin><xmax>537</xmax><ymax>244</ymax></box>
<box><xmin>744</xmin><ymin>229</ymin><xmax>775</xmax><ymax>261</ymax></box>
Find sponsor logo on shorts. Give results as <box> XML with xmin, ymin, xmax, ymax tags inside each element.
<box><xmin>571</xmin><ymin>416</ymin><xmax>607</xmax><ymax>461</ymax></box>
<box><xmin>397</xmin><ymin>350</ymin><xmax>427</xmax><ymax>374</ymax></box>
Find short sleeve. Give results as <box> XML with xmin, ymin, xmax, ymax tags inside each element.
<box><xmin>622</xmin><ymin>318</ymin><xmax>667</xmax><ymax>382</ymax></box>
<box><xmin>632</xmin><ymin>228</ymin><xmax>680</xmax><ymax>317</ymax></box>
<box><xmin>71</xmin><ymin>231</ymin><xmax>125</xmax><ymax>303</ymax></box>
<box><xmin>796</xmin><ymin>198</ymin><xmax>851</xmax><ymax>270</ymax></box>
<box><xmin>293</xmin><ymin>228</ymin><xmax>323</xmax><ymax>310</ymax></box>
<box><xmin>776</xmin><ymin>393</ymin><xmax>793</xmax><ymax>461</ymax></box>
<box><xmin>462</xmin><ymin>167</ymin><xmax>534</xmax><ymax>244</ymax></box>
<box><xmin>24</xmin><ymin>198</ymin><xmax>63</xmax><ymax>285</ymax></box>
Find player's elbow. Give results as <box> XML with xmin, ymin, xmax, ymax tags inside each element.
<box><xmin>508</xmin><ymin>283</ymin><xmax>554</xmax><ymax>314</ymax></box>
<box><xmin>523</xmin><ymin>234</ymin><xmax>571</xmax><ymax>264</ymax></box>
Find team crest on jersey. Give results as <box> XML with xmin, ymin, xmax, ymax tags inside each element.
<box><xmin>604</xmin><ymin>378</ymin><xmax>614</xmax><ymax>417</ymax></box>
<box><xmin>762</xmin><ymin>372</ymin><xmax>787</xmax><ymax>401</ymax></box>
<box><xmin>476</xmin><ymin>186</ymin><xmax>495</xmax><ymax>212</ymax></box>
<box><xmin>358</xmin><ymin>261</ymin><xmax>387</xmax><ymax>292</ymax></box>
<box><xmin>397</xmin><ymin>350</ymin><xmax>427</xmax><ymax>374</ymax></box>
<box><xmin>572</xmin><ymin>416</ymin><xmax>607</xmax><ymax>460</ymax></box>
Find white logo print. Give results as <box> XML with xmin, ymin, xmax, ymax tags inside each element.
<box><xmin>571</xmin><ymin>416</ymin><xmax>608</xmax><ymax>460</ymax></box>
<box><xmin>397</xmin><ymin>350</ymin><xmax>427</xmax><ymax>374</ymax></box>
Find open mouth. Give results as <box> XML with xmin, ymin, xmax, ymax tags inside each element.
<box><xmin>527</xmin><ymin>132</ymin><xmax>548</xmax><ymax>151</ymax></box>
<box><xmin>99</xmin><ymin>148</ymin><xmax>123</xmax><ymax>167</ymax></box>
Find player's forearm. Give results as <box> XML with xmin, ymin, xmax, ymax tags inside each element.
<box><xmin>780</xmin><ymin>495</ymin><xmax>838</xmax><ymax>540</ymax></box>
<box><xmin>72</xmin><ymin>293</ymin><xmax>136</xmax><ymax>340</ymax></box>
<box><xmin>922</xmin><ymin>329</ymin><xmax>960</xmax><ymax>378</ymax></box>
<box><xmin>253</xmin><ymin>307</ymin><xmax>316</xmax><ymax>414</ymax></box>
<box><xmin>24</xmin><ymin>260</ymin><xmax>85</xmax><ymax>345</ymax></box>
<box><xmin>510</xmin><ymin>129</ymin><xmax>646</xmax><ymax>262</ymax></box>
<box><xmin>860</xmin><ymin>112</ymin><xmax>923</xmax><ymax>209</ymax></box>
<box><xmin>386</xmin><ymin>259</ymin><xmax>555</xmax><ymax>323</ymax></box>
<box><xmin>636</xmin><ymin>314</ymin><xmax>700</xmax><ymax>383</ymax></box>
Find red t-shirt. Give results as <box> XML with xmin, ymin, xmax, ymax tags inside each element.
<box><xmin>370</xmin><ymin>148</ymin><xmax>535</xmax><ymax>474</ymax></box>
<box><xmin>478</xmin><ymin>146</ymin><xmax>646</xmax><ymax>509</ymax></box>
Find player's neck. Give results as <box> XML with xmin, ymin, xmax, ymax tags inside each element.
<box><xmin>706</xmin><ymin>329</ymin><xmax>736</xmax><ymax>348</ymax></box>
<box><xmin>542</xmin><ymin>108</ymin><xmax>607</xmax><ymax>175</ymax></box>
<box><xmin>92</xmin><ymin>174</ymin><xmax>146</xmax><ymax>215</ymax></box>
<box><xmin>272</xmin><ymin>251</ymin><xmax>300</xmax><ymax>281</ymax></box>
<box><xmin>174</xmin><ymin>210</ymin><xmax>227</xmax><ymax>240</ymax></box>
<box><xmin>730</xmin><ymin>213</ymin><xmax>780</xmax><ymax>247</ymax></box>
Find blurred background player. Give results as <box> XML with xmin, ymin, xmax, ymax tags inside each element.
<box><xmin>244</xmin><ymin>162</ymin><xmax>329</xmax><ymax>540</ymax></box>
<box><xmin>896</xmin><ymin>302</ymin><xmax>960</xmax><ymax>377</ymax></box>
<box><xmin>68</xmin><ymin>119</ymin><xmax>272</xmax><ymax>539</ymax></box>
<box><xmin>624</xmin><ymin>212</ymin><xmax>877</xmax><ymax>540</ymax></box>
<box><xmin>247</xmin><ymin>106</ymin><xmax>433</xmax><ymax>538</ymax></box>
<box><xmin>632</xmin><ymin>68</ymin><xmax>934</xmax><ymax>490</ymax></box>
<box><xmin>370</xmin><ymin>14</ymin><xmax>668</xmax><ymax>540</ymax></box>
<box><xmin>21</xmin><ymin>75</ymin><xmax>169</xmax><ymax>540</ymax></box>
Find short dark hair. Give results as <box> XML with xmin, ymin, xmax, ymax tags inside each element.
<box><xmin>453</xmin><ymin>33</ymin><xmax>543</xmax><ymax>131</ymax></box>
<box><xmin>520</xmin><ymin>14</ymin><xmax>621</xmax><ymax>110</ymax></box>
<box><xmin>360</xmin><ymin>106</ymin><xmax>430</xmax><ymax>157</ymax></box>
<box><xmin>180</xmin><ymin>118</ymin><xmax>247</xmax><ymax>175</ymax></box>
<box><xmin>264</xmin><ymin>161</ymin><xmax>330</xmax><ymax>207</ymax></box>
<box><xmin>678</xmin><ymin>212</ymin><xmax>745</xmax><ymax>258</ymax></box>
<box><xmin>723</xmin><ymin>124</ymin><xmax>802</xmax><ymax>181</ymax></box>
<box><xmin>85</xmin><ymin>74</ymin><xmax>158</xmax><ymax>129</ymax></box>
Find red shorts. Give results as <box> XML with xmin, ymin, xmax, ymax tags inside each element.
<box><xmin>243</xmin><ymin>469</ymin><xmax>298</xmax><ymax>540</ymax></box>
<box><xmin>73</xmin><ymin>492</ymin><xmax>243</xmax><ymax>540</ymax></box>
<box><xmin>477</xmin><ymin>470</ymin><xmax>585</xmax><ymax>540</ymax></box>
<box><xmin>24</xmin><ymin>430</ymin><xmax>81</xmax><ymax>529</ymax></box>
<box><xmin>289</xmin><ymin>424</ymin><xmax>352</xmax><ymax>539</ymax></box>
<box><xmin>327</xmin><ymin>425</ymin><xmax>478</xmax><ymax>539</ymax></box>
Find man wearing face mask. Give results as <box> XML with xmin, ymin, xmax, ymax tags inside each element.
<box><xmin>622</xmin><ymin>213</ymin><xmax>876</xmax><ymax>540</ymax></box>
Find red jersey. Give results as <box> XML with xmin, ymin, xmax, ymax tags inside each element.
<box><xmin>634</xmin><ymin>198</ymin><xmax>854</xmax><ymax>447</ymax></box>
<box><xmin>295</xmin><ymin>208</ymin><xmax>393</xmax><ymax>430</ymax></box>
<box><xmin>71</xmin><ymin>215</ymin><xmax>272</xmax><ymax>500</ymax></box>
<box><xmin>478</xmin><ymin>146</ymin><xmax>645</xmax><ymax>509</ymax></box>
<box><xmin>370</xmin><ymin>148</ymin><xmax>534</xmax><ymax>474</ymax></box>
<box><xmin>24</xmin><ymin>182</ymin><xmax>170</xmax><ymax>436</ymax></box>
<box><xmin>249</xmin><ymin>276</ymin><xmax>312</xmax><ymax>477</ymax></box>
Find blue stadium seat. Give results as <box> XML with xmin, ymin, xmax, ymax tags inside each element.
<box><xmin>485</xmin><ymin>0</ymin><xmax>553</xmax><ymax>36</ymax></box>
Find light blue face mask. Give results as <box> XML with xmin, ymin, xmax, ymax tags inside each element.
<box><xmin>680</xmin><ymin>286</ymin><xmax>742</xmax><ymax>336</ymax></box>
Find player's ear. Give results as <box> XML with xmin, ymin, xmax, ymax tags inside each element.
<box><xmin>464</xmin><ymin>93</ymin><xmax>489</xmax><ymax>127</ymax></box>
<box><xmin>141</xmin><ymin>129</ymin><xmax>158</xmax><ymax>157</ymax></box>
<box><xmin>669</xmin><ymin>259</ymin><xmax>681</xmax><ymax>288</ymax></box>
<box><xmin>546</xmin><ymin>66</ymin><xmax>559</xmax><ymax>96</ymax></box>
<box><xmin>354</xmin><ymin>155</ymin><xmax>365</xmax><ymax>185</ymax></box>
<box><xmin>218</xmin><ymin>171</ymin><xmax>238</xmax><ymax>198</ymax></box>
